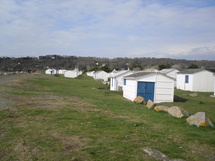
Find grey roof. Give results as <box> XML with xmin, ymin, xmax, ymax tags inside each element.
<box><xmin>124</xmin><ymin>72</ymin><xmax>174</xmax><ymax>80</ymax></box>
<box><xmin>178</xmin><ymin>68</ymin><xmax>207</xmax><ymax>74</ymax></box>
<box><xmin>111</xmin><ymin>70</ymin><xmax>130</xmax><ymax>78</ymax></box>
<box><xmin>159</xmin><ymin>68</ymin><xmax>179</xmax><ymax>74</ymax></box>
<box><xmin>94</xmin><ymin>70</ymin><xmax>107</xmax><ymax>74</ymax></box>
<box><xmin>205</xmin><ymin>67</ymin><xmax>215</xmax><ymax>73</ymax></box>
<box><xmin>125</xmin><ymin>72</ymin><xmax>153</xmax><ymax>78</ymax></box>
<box><xmin>143</xmin><ymin>69</ymin><xmax>158</xmax><ymax>72</ymax></box>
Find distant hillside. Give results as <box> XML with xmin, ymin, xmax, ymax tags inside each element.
<box><xmin>0</xmin><ymin>55</ymin><xmax>215</xmax><ymax>72</ymax></box>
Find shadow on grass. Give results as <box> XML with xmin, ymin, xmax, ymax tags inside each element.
<box><xmin>174</xmin><ymin>95</ymin><xmax>188</xmax><ymax>102</ymax></box>
<box><xmin>96</xmin><ymin>87</ymin><xmax>110</xmax><ymax>90</ymax></box>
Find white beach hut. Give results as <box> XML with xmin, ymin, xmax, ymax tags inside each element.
<box><xmin>93</xmin><ymin>71</ymin><xmax>109</xmax><ymax>82</ymax></box>
<box><xmin>64</xmin><ymin>69</ymin><xmax>82</xmax><ymax>78</ymax></box>
<box><xmin>58</xmin><ymin>69</ymin><xmax>67</xmax><ymax>75</ymax></box>
<box><xmin>110</xmin><ymin>70</ymin><xmax>134</xmax><ymax>91</ymax></box>
<box><xmin>143</xmin><ymin>68</ymin><xmax>158</xmax><ymax>72</ymax></box>
<box><xmin>176</xmin><ymin>69</ymin><xmax>214</xmax><ymax>92</ymax></box>
<box><xmin>86</xmin><ymin>71</ymin><xmax>95</xmax><ymax>77</ymax></box>
<box><xmin>108</xmin><ymin>69</ymin><xmax>119</xmax><ymax>78</ymax></box>
<box><xmin>45</xmin><ymin>68</ymin><xmax>56</xmax><ymax>75</ymax></box>
<box><xmin>123</xmin><ymin>72</ymin><xmax>175</xmax><ymax>103</ymax></box>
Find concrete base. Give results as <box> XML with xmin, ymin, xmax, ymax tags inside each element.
<box><xmin>210</xmin><ymin>95</ymin><xmax>215</xmax><ymax>97</ymax></box>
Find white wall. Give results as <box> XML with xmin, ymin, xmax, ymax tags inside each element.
<box><xmin>214</xmin><ymin>76</ymin><xmax>215</xmax><ymax>95</ymax></box>
<box><xmin>154</xmin><ymin>74</ymin><xmax>174</xmax><ymax>102</ymax></box>
<box><xmin>123</xmin><ymin>79</ymin><xmax>137</xmax><ymax>101</ymax></box>
<box><xmin>103</xmin><ymin>72</ymin><xmax>109</xmax><ymax>81</ymax></box>
<box><xmin>166</xmin><ymin>70</ymin><xmax>179</xmax><ymax>87</ymax></box>
<box><xmin>94</xmin><ymin>71</ymin><xmax>108</xmax><ymax>81</ymax></box>
<box><xmin>166</xmin><ymin>70</ymin><xmax>179</xmax><ymax>79</ymax></box>
<box><xmin>185</xmin><ymin>75</ymin><xmax>193</xmax><ymax>91</ymax></box>
<box><xmin>86</xmin><ymin>71</ymin><xmax>95</xmax><ymax>77</ymax></box>
<box><xmin>58</xmin><ymin>69</ymin><xmax>67</xmax><ymax>75</ymax></box>
<box><xmin>193</xmin><ymin>71</ymin><xmax>214</xmax><ymax>92</ymax></box>
<box><xmin>45</xmin><ymin>69</ymin><xmax>51</xmax><ymax>74</ymax></box>
<box><xmin>110</xmin><ymin>77</ymin><xmax>117</xmax><ymax>91</ymax></box>
<box><xmin>177</xmin><ymin>74</ymin><xmax>193</xmax><ymax>91</ymax></box>
<box><xmin>45</xmin><ymin>69</ymin><xmax>56</xmax><ymax>75</ymax></box>
<box><xmin>64</xmin><ymin>70</ymin><xmax>78</xmax><ymax>78</ymax></box>
<box><xmin>138</xmin><ymin>74</ymin><xmax>156</xmax><ymax>82</ymax></box>
<box><xmin>117</xmin><ymin>75</ymin><xmax>126</xmax><ymax>91</ymax></box>
<box><xmin>176</xmin><ymin>74</ymin><xmax>183</xmax><ymax>90</ymax></box>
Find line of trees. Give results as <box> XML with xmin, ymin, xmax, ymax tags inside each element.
<box><xmin>0</xmin><ymin>55</ymin><xmax>215</xmax><ymax>72</ymax></box>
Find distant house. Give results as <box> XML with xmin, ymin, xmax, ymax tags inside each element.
<box><xmin>58</xmin><ymin>69</ymin><xmax>67</xmax><ymax>75</ymax></box>
<box><xmin>64</xmin><ymin>69</ymin><xmax>82</xmax><ymax>78</ymax></box>
<box><xmin>45</xmin><ymin>68</ymin><xmax>56</xmax><ymax>75</ymax></box>
<box><xmin>123</xmin><ymin>72</ymin><xmax>174</xmax><ymax>103</ymax></box>
<box><xmin>143</xmin><ymin>68</ymin><xmax>158</xmax><ymax>72</ymax></box>
<box><xmin>108</xmin><ymin>69</ymin><xmax>118</xmax><ymax>78</ymax></box>
<box><xmin>176</xmin><ymin>69</ymin><xmax>214</xmax><ymax>92</ymax></box>
<box><xmin>159</xmin><ymin>69</ymin><xmax>179</xmax><ymax>79</ymax></box>
<box><xmin>93</xmin><ymin>71</ymin><xmax>109</xmax><ymax>82</ymax></box>
<box><xmin>86</xmin><ymin>71</ymin><xmax>95</xmax><ymax>77</ymax></box>
<box><xmin>159</xmin><ymin>68</ymin><xmax>179</xmax><ymax>87</ymax></box>
<box><xmin>110</xmin><ymin>69</ymin><xmax>134</xmax><ymax>91</ymax></box>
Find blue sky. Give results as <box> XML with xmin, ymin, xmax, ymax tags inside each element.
<box><xmin>0</xmin><ymin>0</ymin><xmax>215</xmax><ymax>60</ymax></box>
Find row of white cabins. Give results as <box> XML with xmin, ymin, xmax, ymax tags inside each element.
<box><xmin>45</xmin><ymin>68</ymin><xmax>82</xmax><ymax>78</ymax></box>
<box><xmin>46</xmin><ymin>68</ymin><xmax>215</xmax><ymax>103</ymax></box>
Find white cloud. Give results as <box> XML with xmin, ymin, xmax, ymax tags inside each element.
<box><xmin>0</xmin><ymin>0</ymin><xmax>215</xmax><ymax>60</ymax></box>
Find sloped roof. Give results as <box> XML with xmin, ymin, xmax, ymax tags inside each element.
<box><xmin>86</xmin><ymin>71</ymin><xmax>95</xmax><ymax>73</ymax></box>
<box><xmin>46</xmin><ymin>68</ymin><xmax>56</xmax><ymax>71</ymax></box>
<box><xmin>178</xmin><ymin>69</ymin><xmax>212</xmax><ymax>74</ymax></box>
<box><xmin>159</xmin><ymin>68</ymin><xmax>179</xmax><ymax>74</ymax></box>
<box><xmin>109</xmin><ymin>70</ymin><xmax>119</xmax><ymax>76</ymax></box>
<box><xmin>111</xmin><ymin>69</ymin><xmax>118</xmax><ymax>73</ymax></box>
<box><xmin>125</xmin><ymin>72</ymin><xmax>152</xmax><ymax>78</ymax></box>
<box><xmin>143</xmin><ymin>69</ymin><xmax>158</xmax><ymax>72</ymax></box>
<box><xmin>124</xmin><ymin>72</ymin><xmax>174</xmax><ymax>80</ymax></box>
<box><xmin>94</xmin><ymin>70</ymin><xmax>107</xmax><ymax>74</ymax></box>
<box><xmin>111</xmin><ymin>70</ymin><xmax>130</xmax><ymax>78</ymax></box>
<box><xmin>65</xmin><ymin>70</ymin><xmax>78</xmax><ymax>73</ymax></box>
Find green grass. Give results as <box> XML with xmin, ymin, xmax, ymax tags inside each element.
<box><xmin>160</xmin><ymin>89</ymin><xmax>215</xmax><ymax>119</ymax></box>
<box><xmin>0</xmin><ymin>74</ymin><xmax>215</xmax><ymax>161</ymax></box>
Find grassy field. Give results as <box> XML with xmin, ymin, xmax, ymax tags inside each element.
<box><xmin>0</xmin><ymin>74</ymin><xmax>215</xmax><ymax>161</ymax></box>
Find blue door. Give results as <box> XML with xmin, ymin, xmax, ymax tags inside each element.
<box><xmin>137</xmin><ymin>82</ymin><xmax>155</xmax><ymax>102</ymax></box>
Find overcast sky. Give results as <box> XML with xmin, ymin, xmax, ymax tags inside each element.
<box><xmin>0</xmin><ymin>0</ymin><xmax>215</xmax><ymax>60</ymax></box>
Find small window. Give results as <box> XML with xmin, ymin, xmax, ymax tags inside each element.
<box><xmin>124</xmin><ymin>79</ymin><xmax>126</xmax><ymax>85</ymax></box>
<box><xmin>185</xmin><ymin>75</ymin><xmax>189</xmax><ymax>83</ymax></box>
